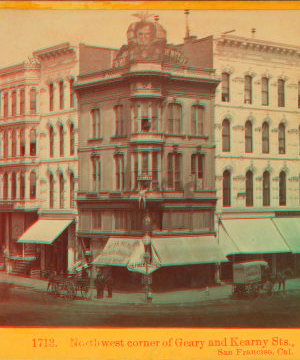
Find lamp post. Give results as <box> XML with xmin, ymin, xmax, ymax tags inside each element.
<box><xmin>142</xmin><ymin>213</ymin><xmax>152</xmax><ymax>302</ymax></box>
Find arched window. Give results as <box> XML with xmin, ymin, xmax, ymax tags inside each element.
<box><xmin>12</xmin><ymin>90</ymin><xmax>17</xmax><ymax>116</ymax></box>
<box><xmin>245</xmin><ymin>170</ymin><xmax>253</xmax><ymax>206</ymax></box>
<box><xmin>191</xmin><ymin>105</ymin><xmax>204</xmax><ymax>136</ymax></box>
<box><xmin>92</xmin><ymin>156</ymin><xmax>101</xmax><ymax>192</ymax></box>
<box><xmin>30</xmin><ymin>128</ymin><xmax>36</xmax><ymax>156</ymax></box>
<box><xmin>3</xmin><ymin>173</ymin><xmax>8</xmax><ymax>199</ymax></box>
<box><xmin>279</xmin><ymin>171</ymin><xmax>286</xmax><ymax>206</ymax></box>
<box><xmin>115</xmin><ymin>154</ymin><xmax>125</xmax><ymax>191</ymax></box>
<box><xmin>278</xmin><ymin>123</ymin><xmax>285</xmax><ymax>154</ymax></box>
<box><xmin>70</xmin><ymin>123</ymin><xmax>75</xmax><ymax>156</ymax></box>
<box><xmin>59</xmin><ymin>81</ymin><xmax>64</xmax><ymax>110</ymax></box>
<box><xmin>70</xmin><ymin>78</ymin><xmax>75</xmax><ymax>108</ymax></box>
<box><xmin>262</xmin><ymin>77</ymin><xmax>269</xmax><ymax>106</ymax></box>
<box><xmin>20</xmin><ymin>172</ymin><xmax>25</xmax><ymax>200</ymax></box>
<box><xmin>49</xmin><ymin>83</ymin><xmax>54</xmax><ymax>111</ymax></box>
<box><xmin>59</xmin><ymin>172</ymin><xmax>64</xmax><ymax>209</ymax></box>
<box><xmin>245</xmin><ymin>120</ymin><xmax>252</xmax><ymax>153</ymax></box>
<box><xmin>278</xmin><ymin>79</ymin><xmax>285</xmax><ymax>107</ymax></box>
<box><xmin>11</xmin><ymin>129</ymin><xmax>17</xmax><ymax>157</ymax></box>
<box><xmin>70</xmin><ymin>172</ymin><xmax>75</xmax><ymax>208</ymax></box>
<box><xmin>191</xmin><ymin>153</ymin><xmax>204</xmax><ymax>190</ymax></box>
<box><xmin>167</xmin><ymin>152</ymin><xmax>182</xmax><ymax>190</ymax></box>
<box><xmin>222</xmin><ymin>73</ymin><xmax>230</xmax><ymax>102</ymax></box>
<box><xmin>91</xmin><ymin>108</ymin><xmax>101</xmax><ymax>138</ymax></box>
<box><xmin>30</xmin><ymin>171</ymin><xmax>36</xmax><ymax>199</ymax></box>
<box><xmin>167</xmin><ymin>103</ymin><xmax>182</xmax><ymax>134</ymax></box>
<box><xmin>59</xmin><ymin>124</ymin><xmax>64</xmax><ymax>157</ymax></box>
<box><xmin>244</xmin><ymin>75</ymin><xmax>252</xmax><ymax>104</ymax></box>
<box><xmin>30</xmin><ymin>88</ymin><xmax>37</xmax><ymax>114</ymax></box>
<box><xmin>222</xmin><ymin>119</ymin><xmax>230</xmax><ymax>152</ymax></box>
<box><xmin>3</xmin><ymin>130</ymin><xmax>8</xmax><ymax>158</ymax></box>
<box><xmin>114</xmin><ymin>105</ymin><xmax>124</xmax><ymax>136</ymax></box>
<box><xmin>20</xmin><ymin>128</ymin><xmax>25</xmax><ymax>156</ymax></box>
<box><xmin>11</xmin><ymin>172</ymin><xmax>16</xmax><ymax>200</ymax></box>
<box><xmin>49</xmin><ymin>173</ymin><xmax>54</xmax><ymax>208</ymax></box>
<box><xmin>20</xmin><ymin>87</ymin><xmax>25</xmax><ymax>115</ymax></box>
<box><xmin>263</xmin><ymin>171</ymin><xmax>270</xmax><ymax>206</ymax></box>
<box><xmin>262</xmin><ymin>122</ymin><xmax>269</xmax><ymax>154</ymax></box>
<box><xmin>4</xmin><ymin>92</ymin><xmax>8</xmax><ymax>117</ymax></box>
<box><xmin>49</xmin><ymin>125</ymin><xmax>54</xmax><ymax>158</ymax></box>
<box><xmin>223</xmin><ymin>170</ymin><xmax>231</xmax><ymax>207</ymax></box>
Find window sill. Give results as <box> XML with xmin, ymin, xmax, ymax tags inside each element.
<box><xmin>188</xmin><ymin>134</ymin><xmax>209</xmax><ymax>140</ymax></box>
<box><xmin>88</xmin><ymin>137</ymin><xmax>104</xmax><ymax>142</ymax></box>
<box><xmin>164</xmin><ymin>133</ymin><xmax>186</xmax><ymax>138</ymax></box>
<box><xmin>110</xmin><ymin>135</ymin><xmax>128</xmax><ymax>140</ymax></box>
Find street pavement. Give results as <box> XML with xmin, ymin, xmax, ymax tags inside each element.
<box><xmin>1</xmin><ymin>271</ymin><xmax>300</xmax><ymax>304</ymax></box>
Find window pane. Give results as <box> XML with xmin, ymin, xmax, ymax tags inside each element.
<box><xmin>245</xmin><ymin>121</ymin><xmax>252</xmax><ymax>153</ymax></box>
<box><xmin>246</xmin><ymin>171</ymin><xmax>253</xmax><ymax>206</ymax></box>
<box><xmin>262</xmin><ymin>122</ymin><xmax>269</xmax><ymax>154</ymax></box>
<box><xmin>278</xmin><ymin>123</ymin><xmax>285</xmax><ymax>154</ymax></box>
<box><xmin>279</xmin><ymin>171</ymin><xmax>286</xmax><ymax>206</ymax></box>
<box><xmin>222</xmin><ymin>119</ymin><xmax>230</xmax><ymax>152</ymax></box>
<box><xmin>244</xmin><ymin>76</ymin><xmax>252</xmax><ymax>104</ymax></box>
<box><xmin>223</xmin><ymin>171</ymin><xmax>231</xmax><ymax>206</ymax></box>
<box><xmin>262</xmin><ymin>77</ymin><xmax>269</xmax><ymax>106</ymax></box>
<box><xmin>278</xmin><ymin>79</ymin><xmax>285</xmax><ymax>107</ymax></box>
<box><xmin>263</xmin><ymin>171</ymin><xmax>270</xmax><ymax>206</ymax></box>
<box><xmin>222</xmin><ymin>73</ymin><xmax>230</xmax><ymax>102</ymax></box>
<box><xmin>30</xmin><ymin>89</ymin><xmax>37</xmax><ymax>114</ymax></box>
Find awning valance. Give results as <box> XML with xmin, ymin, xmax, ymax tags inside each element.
<box><xmin>220</xmin><ymin>218</ymin><xmax>291</xmax><ymax>255</ymax></box>
<box><xmin>17</xmin><ymin>219</ymin><xmax>73</xmax><ymax>244</ymax></box>
<box><xmin>272</xmin><ymin>218</ymin><xmax>300</xmax><ymax>253</ymax></box>
<box><xmin>151</xmin><ymin>236</ymin><xmax>228</xmax><ymax>266</ymax></box>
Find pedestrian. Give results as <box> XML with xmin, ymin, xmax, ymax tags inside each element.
<box><xmin>3</xmin><ymin>246</ymin><xmax>8</xmax><ymax>272</ymax></box>
<box><xmin>47</xmin><ymin>263</ymin><xmax>57</xmax><ymax>292</ymax></box>
<box><xmin>106</xmin><ymin>273</ymin><xmax>113</xmax><ymax>298</ymax></box>
<box><xmin>95</xmin><ymin>268</ymin><xmax>105</xmax><ymax>299</ymax></box>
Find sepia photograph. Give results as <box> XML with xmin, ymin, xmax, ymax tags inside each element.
<box><xmin>0</xmin><ymin>4</ymin><xmax>300</xmax><ymax>345</ymax></box>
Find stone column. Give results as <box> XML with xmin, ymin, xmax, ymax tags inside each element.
<box><xmin>16</xmin><ymin>128</ymin><xmax>20</xmax><ymax>157</ymax></box>
<box><xmin>7</xmin><ymin>128</ymin><xmax>12</xmax><ymax>158</ymax></box>
<box><xmin>16</xmin><ymin>88</ymin><xmax>20</xmax><ymax>115</ymax></box>
<box><xmin>25</xmin><ymin>86</ymin><xmax>30</xmax><ymax>114</ymax></box>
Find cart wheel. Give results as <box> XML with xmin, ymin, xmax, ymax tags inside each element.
<box><xmin>60</xmin><ymin>282</ymin><xmax>69</xmax><ymax>300</ymax></box>
<box><xmin>64</xmin><ymin>281</ymin><xmax>76</xmax><ymax>300</ymax></box>
<box><xmin>81</xmin><ymin>286</ymin><xmax>92</xmax><ymax>299</ymax></box>
<box><xmin>262</xmin><ymin>281</ymin><xmax>273</xmax><ymax>296</ymax></box>
<box><xmin>247</xmin><ymin>284</ymin><xmax>259</xmax><ymax>300</ymax></box>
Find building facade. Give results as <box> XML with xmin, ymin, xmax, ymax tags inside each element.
<box><xmin>213</xmin><ymin>34</ymin><xmax>300</xmax><ymax>275</ymax></box>
<box><xmin>75</xmin><ymin>17</ymin><xmax>224</xmax><ymax>289</ymax></box>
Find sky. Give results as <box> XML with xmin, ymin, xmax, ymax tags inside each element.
<box><xmin>1</xmin><ymin>9</ymin><xmax>300</xmax><ymax>68</ymax></box>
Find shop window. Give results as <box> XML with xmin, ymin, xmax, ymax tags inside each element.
<box><xmin>262</xmin><ymin>122</ymin><xmax>269</xmax><ymax>154</ymax></box>
<box><xmin>222</xmin><ymin>73</ymin><xmax>230</xmax><ymax>102</ymax></box>
<box><xmin>278</xmin><ymin>123</ymin><xmax>285</xmax><ymax>154</ymax></box>
<box><xmin>92</xmin><ymin>211</ymin><xmax>102</xmax><ymax>230</ymax></box>
<box><xmin>245</xmin><ymin>170</ymin><xmax>253</xmax><ymax>206</ymax></box>
<box><xmin>167</xmin><ymin>103</ymin><xmax>181</xmax><ymax>134</ymax></box>
<box><xmin>222</xmin><ymin>119</ymin><xmax>230</xmax><ymax>152</ymax></box>
<box><xmin>115</xmin><ymin>211</ymin><xmax>128</xmax><ymax>230</ymax></box>
<box><xmin>263</xmin><ymin>171</ymin><xmax>270</xmax><ymax>206</ymax></box>
<box><xmin>245</xmin><ymin>120</ymin><xmax>253</xmax><ymax>153</ymax></box>
<box><xmin>191</xmin><ymin>105</ymin><xmax>204</xmax><ymax>135</ymax></box>
<box><xmin>167</xmin><ymin>152</ymin><xmax>182</xmax><ymax>190</ymax></box>
<box><xmin>223</xmin><ymin>170</ymin><xmax>231</xmax><ymax>207</ymax></box>
<box><xmin>30</xmin><ymin>171</ymin><xmax>36</xmax><ymax>199</ymax></box>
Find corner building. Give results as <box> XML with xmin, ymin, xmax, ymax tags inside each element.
<box><xmin>76</xmin><ymin>17</ymin><xmax>225</xmax><ymax>289</ymax></box>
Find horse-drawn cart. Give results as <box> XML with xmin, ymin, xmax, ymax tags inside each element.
<box><xmin>232</xmin><ymin>260</ymin><xmax>275</xmax><ymax>299</ymax></box>
<box><xmin>47</xmin><ymin>273</ymin><xmax>92</xmax><ymax>300</ymax></box>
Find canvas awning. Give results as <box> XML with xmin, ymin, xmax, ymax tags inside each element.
<box><xmin>151</xmin><ymin>236</ymin><xmax>228</xmax><ymax>266</ymax></box>
<box><xmin>272</xmin><ymin>218</ymin><xmax>300</xmax><ymax>253</ymax></box>
<box><xmin>92</xmin><ymin>237</ymin><xmax>161</xmax><ymax>274</ymax></box>
<box><xmin>220</xmin><ymin>218</ymin><xmax>291</xmax><ymax>255</ymax></box>
<box><xmin>17</xmin><ymin>218</ymin><xmax>73</xmax><ymax>244</ymax></box>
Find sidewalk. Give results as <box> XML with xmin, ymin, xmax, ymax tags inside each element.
<box><xmin>1</xmin><ymin>271</ymin><xmax>300</xmax><ymax>304</ymax></box>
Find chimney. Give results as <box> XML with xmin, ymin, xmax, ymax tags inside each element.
<box><xmin>251</xmin><ymin>28</ymin><xmax>256</xmax><ymax>39</ymax></box>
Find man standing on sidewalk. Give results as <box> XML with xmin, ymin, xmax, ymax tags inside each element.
<box><xmin>95</xmin><ymin>268</ymin><xmax>105</xmax><ymax>299</ymax></box>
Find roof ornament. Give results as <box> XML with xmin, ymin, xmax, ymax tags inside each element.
<box><xmin>184</xmin><ymin>9</ymin><xmax>190</xmax><ymax>39</ymax></box>
<box><xmin>132</xmin><ymin>11</ymin><xmax>154</xmax><ymax>22</ymax></box>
